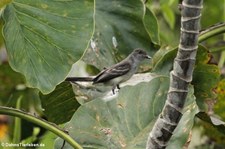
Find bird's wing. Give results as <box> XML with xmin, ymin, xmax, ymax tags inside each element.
<box><xmin>93</xmin><ymin>62</ymin><xmax>131</xmax><ymax>83</ymax></box>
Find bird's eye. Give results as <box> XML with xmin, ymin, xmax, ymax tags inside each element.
<box><xmin>134</xmin><ymin>49</ymin><xmax>145</xmax><ymax>55</ymax></box>
<box><xmin>139</xmin><ymin>50</ymin><xmax>145</xmax><ymax>55</ymax></box>
<box><xmin>137</xmin><ymin>50</ymin><xmax>142</xmax><ymax>54</ymax></box>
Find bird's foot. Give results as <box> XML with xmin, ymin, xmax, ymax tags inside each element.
<box><xmin>112</xmin><ymin>85</ymin><xmax>120</xmax><ymax>94</ymax></box>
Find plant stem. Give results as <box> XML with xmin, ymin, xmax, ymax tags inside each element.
<box><xmin>199</xmin><ymin>22</ymin><xmax>225</xmax><ymax>42</ymax></box>
<box><xmin>12</xmin><ymin>96</ymin><xmax>22</xmax><ymax>144</ymax></box>
<box><xmin>0</xmin><ymin>106</ymin><xmax>83</xmax><ymax>149</ymax></box>
<box><xmin>218</xmin><ymin>1</ymin><xmax>225</xmax><ymax>68</ymax></box>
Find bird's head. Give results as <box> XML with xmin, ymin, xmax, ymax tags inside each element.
<box><xmin>132</xmin><ymin>48</ymin><xmax>151</xmax><ymax>61</ymax></box>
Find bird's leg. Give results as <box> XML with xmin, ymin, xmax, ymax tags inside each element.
<box><xmin>116</xmin><ymin>84</ymin><xmax>120</xmax><ymax>89</ymax></box>
<box><xmin>112</xmin><ymin>86</ymin><xmax>115</xmax><ymax>94</ymax></box>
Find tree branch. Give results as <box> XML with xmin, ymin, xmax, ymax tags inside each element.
<box><xmin>146</xmin><ymin>0</ymin><xmax>203</xmax><ymax>148</ymax></box>
<box><xmin>0</xmin><ymin>106</ymin><xmax>83</xmax><ymax>149</ymax></box>
<box><xmin>199</xmin><ymin>22</ymin><xmax>225</xmax><ymax>42</ymax></box>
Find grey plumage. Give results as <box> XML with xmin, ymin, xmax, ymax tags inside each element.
<box><xmin>66</xmin><ymin>48</ymin><xmax>151</xmax><ymax>94</ymax></box>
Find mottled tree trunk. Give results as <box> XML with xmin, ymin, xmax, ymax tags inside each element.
<box><xmin>146</xmin><ymin>0</ymin><xmax>203</xmax><ymax>148</ymax></box>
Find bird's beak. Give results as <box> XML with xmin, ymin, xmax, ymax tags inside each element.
<box><xmin>145</xmin><ymin>55</ymin><xmax>151</xmax><ymax>59</ymax></box>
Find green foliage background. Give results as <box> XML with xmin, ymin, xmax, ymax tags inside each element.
<box><xmin>0</xmin><ymin>0</ymin><xmax>224</xmax><ymax>149</ymax></box>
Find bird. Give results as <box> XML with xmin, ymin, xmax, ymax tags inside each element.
<box><xmin>65</xmin><ymin>48</ymin><xmax>151</xmax><ymax>94</ymax></box>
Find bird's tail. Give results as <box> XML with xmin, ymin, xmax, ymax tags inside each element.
<box><xmin>65</xmin><ymin>77</ymin><xmax>93</xmax><ymax>82</ymax></box>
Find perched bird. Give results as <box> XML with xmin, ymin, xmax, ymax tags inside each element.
<box><xmin>66</xmin><ymin>48</ymin><xmax>151</xmax><ymax>94</ymax></box>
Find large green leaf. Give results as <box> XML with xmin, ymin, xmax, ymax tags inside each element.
<box><xmin>151</xmin><ymin>45</ymin><xmax>220</xmax><ymax>110</ymax></box>
<box><xmin>54</xmin><ymin>75</ymin><xmax>197</xmax><ymax>149</ymax></box>
<box><xmin>192</xmin><ymin>45</ymin><xmax>220</xmax><ymax>110</ymax></box>
<box><xmin>197</xmin><ymin>112</ymin><xmax>225</xmax><ymax>134</ymax></box>
<box><xmin>161</xmin><ymin>4</ymin><xmax>175</xmax><ymax>30</ymax></box>
<box><xmin>196</xmin><ymin>112</ymin><xmax>225</xmax><ymax>146</ymax></box>
<box><xmin>70</xmin><ymin>73</ymin><xmax>155</xmax><ymax>105</ymax></box>
<box><xmin>0</xmin><ymin>63</ymin><xmax>42</xmax><ymax>114</ymax></box>
<box><xmin>192</xmin><ymin>80</ymin><xmax>225</xmax><ymax>146</ymax></box>
<box><xmin>143</xmin><ymin>7</ymin><xmax>160</xmax><ymax>46</ymax></box>
<box><xmin>3</xmin><ymin>0</ymin><xmax>94</xmax><ymax>94</ymax></box>
<box><xmin>40</xmin><ymin>82</ymin><xmax>80</xmax><ymax>125</ymax></box>
<box><xmin>82</xmin><ymin>0</ymin><xmax>157</xmax><ymax>70</ymax></box>
<box><xmin>151</xmin><ymin>46</ymin><xmax>176</xmax><ymax>75</ymax></box>
<box><xmin>214</xmin><ymin>79</ymin><xmax>225</xmax><ymax>121</ymax></box>
<box><xmin>0</xmin><ymin>63</ymin><xmax>24</xmax><ymax>102</ymax></box>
